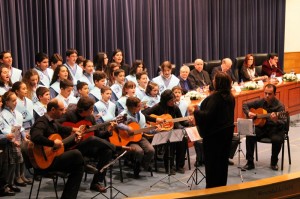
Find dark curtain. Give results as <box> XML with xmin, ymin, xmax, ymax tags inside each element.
<box><xmin>0</xmin><ymin>0</ymin><xmax>285</xmax><ymax>78</ymax></box>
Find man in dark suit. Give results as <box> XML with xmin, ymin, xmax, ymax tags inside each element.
<box><xmin>178</xmin><ymin>65</ymin><xmax>194</xmax><ymax>94</ymax></box>
<box><xmin>261</xmin><ymin>53</ymin><xmax>284</xmax><ymax>77</ymax></box>
<box><xmin>211</xmin><ymin>58</ymin><xmax>236</xmax><ymax>82</ymax></box>
<box><xmin>188</xmin><ymin>59</ymin><xmax>212</xmax><ymax>89</ymax></box>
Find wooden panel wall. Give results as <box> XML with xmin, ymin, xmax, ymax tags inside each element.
<box><xmin>284</xmin><ymin>52</ymin><xmax>300</xmax><ymax>73</ymax></box>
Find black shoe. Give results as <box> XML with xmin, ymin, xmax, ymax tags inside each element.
<box><xmin>194</xmin><ymin>161</ymin><xmax>203</xmax><ymax>167</ymax></box>
<box><xmin>133</xmin><ymin>163</ymin><xmax>141</xmax><ymax>178</ymax></box>
<box><xmin>270</xmin><ymin>164</ymin><xmax>279</xmax><ymax>171</ymax></box>
<box><xmin>228</xmin><ymin>159</ymin><xmax>234</xmax><ymax>165</ymax></box>
<box><xmin>176</xmin><ymin>167</ymin><xmax>185</xmax><ymax>174</ymax></box>
<box><xmin>165</xmin><ymin>168</ymin><xmax>176</xmax><ymax>175</ymax></box>
<box><xmin>14</xmin><ymin>178</ymin><xmax>27</xmax><ymax>187</ymax></box>
<box><xmin>85</xmin><ymin>164</ymin><xmax>98</xmax><ymax>174</ymax></box>
<box><xmin>0</xmin><ymin>186</ymin><xmax>15</xmax><ymax>197</ymax></box>
<box><xmin>242</xmin><ymin>162</ymin><xmax>255</xmax><ymax>170</ymax></box>
<box><xmin>8</xmin><ymin>185</ymin><xmax>20</xmax><ymax>193</ymax></box>
<box><xmin>90</xmin><ymin>183</ymin><xmax>107</xmax><ymax>193</ymax></box>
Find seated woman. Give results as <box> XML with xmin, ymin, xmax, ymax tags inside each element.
<box><xmin>240</xmin><ymin>54</ymin><xmax>268</xmax><ymax>82</ymax></box>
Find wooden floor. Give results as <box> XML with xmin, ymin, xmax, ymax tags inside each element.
<box><xmin>14</xmin><ymin>115</ymin><xmax>300</xmax><ymax>199</ymax></box>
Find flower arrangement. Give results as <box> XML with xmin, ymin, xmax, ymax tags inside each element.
<box><xmin>185</xmin><ymin>91</ymin><xmax>202</xmax><ymax>100</ymax></box>
<box><xmin>282</xmin><ymin>73</ymin><xmax>297</xmax><ymax>82</ymax></box>
<box><xmin>243</xmin><ymin>81</ymin><xmax>258</xmax><ymax>90</ymax></box>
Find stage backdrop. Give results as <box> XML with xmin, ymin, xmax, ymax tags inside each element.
<box><xmin>0</xmin><ymin>0</ymin><xmax>285</xmax><ymax>78</ymax></box>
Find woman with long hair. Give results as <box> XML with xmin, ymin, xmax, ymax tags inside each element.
<box><xmin>194</xmin><ymin>72</ymin><xmax>235</xmax><ymax>188</ymax></box>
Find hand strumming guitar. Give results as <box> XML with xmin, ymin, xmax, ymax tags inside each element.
<box><xmin>247</xmin><ymin>111</ymin><xmax>256</xmax><ymax>119</ymax></box>
<box><xmin>53</xmin><ymin>139</ymin><xmax>63</xmax><ymax>149</ymax></box>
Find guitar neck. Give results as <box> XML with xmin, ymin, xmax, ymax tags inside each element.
<box><xmin>87</xmin><ymin>120</ymin><xmax>112</xmax><ymax>132</ymax></box>
<box><xmin>133</xmin><ymin>126</ymin><xmax>157</xmax><ymax>134</ymax></box>
<box><xmin>166</xmin><ymin>116</ymin><xmax>189</xmax><ymax>123</ymax></box>
<box><xmin>256</xmin><ymin>113</ymin><xmax>271</xmax><ymax>119</ymax></box>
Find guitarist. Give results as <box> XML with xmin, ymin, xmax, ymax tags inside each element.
<box><xmin>58</xmin><ymin>96</ymin><xmax>132</xmax><ymax>193</ymax></box>
<box><xmin>142</xmin><ymin>89</ymin><xmax>193</xmax><ymax>175</ymax></box>
<box><xmin>242</xmin><ymin>84</ymin><xmax>286</xmax><ymax>171</ymax></box>
<box><xmin>116</xmin><ymin>97</ymin><xmax>159</xmax><ymax>178</ymax></box>
<box><xmin>30</xmin><ymin>99</ymin><xmax>84</xmax><ymax>199</ymax></box>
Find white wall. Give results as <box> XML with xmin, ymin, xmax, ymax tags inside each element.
<box><xmin>284</xmin><ymin>0</ymin><xmax>300</xmax><ymax>52</ymax></box>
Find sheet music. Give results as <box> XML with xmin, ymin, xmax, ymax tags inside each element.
<box><xmin>184</xmin><ymin>127</ymin><xmax>201</xmax><ymax>142</ymax></box>
<box><xmin>237</xmin><ymin>118</ymin><xmax>254</xmax><ymax>136</ymax></box>
<box><xmin>151</xmin><ymin>129</ymin><xmax>184</xmax><ymax>145</ymax></box>
<box><xmin>169</xmin><ymin>129</ymin><xmax>184</xmax><ymax>143</ymax></box>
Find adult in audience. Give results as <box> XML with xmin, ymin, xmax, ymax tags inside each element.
<box><xmin>242</xmin><ymin>84</ymin><xmax>286</xmax><ymax>171</ymax></box>
<box><xmin>211</xmin><ymin>58</ymin><xmax>236</xmax><ymax>82</ymax></box>
<box><xmin>194</xmin><ymin>72</ymin><xmax>235</xmax><ymax>188</ymax></box>
<box><xmin>240</xmin><ymin>54</ymin><xmax>268</xmax><ymax>82</ymax></box>
<box><xmin>261</xmin><ymin>53</ymin><xmax>284</xmax><ymax>77</ymax></box>
<box><xmin>178</xmin><ymin>65</ymin><xmax>194</xmax><ymax>94</ymax></box>
<box><xmin>188</xmin><ymin>59</ymin><xmax>212</xmax><ymax>90</ymax></box>
<box><xmin>0</xmin><ymin>51</ymin><xmax>22</xmax><ymax>84</ymax></box>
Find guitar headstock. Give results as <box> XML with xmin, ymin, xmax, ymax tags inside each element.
<box><xmin>116</xmin><ymin>114</ymin><xmax>127</xmax><ymax>124</ymax></box>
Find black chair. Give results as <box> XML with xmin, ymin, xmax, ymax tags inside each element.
<box><xmin>204</xmin><ymin>60</ymin><xmax>221</xmax><ymax>75</ymax></box>
<box><xmin>234</xmin><ymin>56</ymin><xmax>245</xmax><ymax>82</ymax></box>
<box><xmin>183</xmin><ymin>62</ymin><xmax>195</xmax><ymax>71</ymax></box>
<box><xmin>21</xmin><ymin>142</ymin><xmax>67</xmax><ymax>199</ymax></box>
<box><xmin>255</xmin><ymin>113</ymin><xmax>291</xmax><ymax>171</ymax></box>
<box><xmin>253</xmin><ymin>53</ymin><xmax>268</xmax><ymax>67</ymax></box>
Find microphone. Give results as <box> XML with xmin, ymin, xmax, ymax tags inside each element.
<box><xmin>277</xmin><ymin>67</ymin><xmax>285</xmax><ymax>75</ymax></box>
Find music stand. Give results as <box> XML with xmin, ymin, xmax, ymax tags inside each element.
<box><xmin>150</xmin><ymin>129</ymin><xmax>190</xmax><ymax>188</ymax></box>
<box><xmin>184</xmin><ymin>127</ymin><xmax>206</xmax><ymax>189</ymax></box>
<box><xmin>236</xmin><ymin>118</ymin><xmax>255</xmax><ymax>182</ymax></box>
<box><xmin>91</xmin><ymin>151</ymin><xmax>128</xmax><ymax>199</ymax></box>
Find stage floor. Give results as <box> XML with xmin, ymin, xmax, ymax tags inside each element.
<box><xmin>15</xmin><ymin>115</ymin><xmax>300</xmax><ymax>199</ymax></box>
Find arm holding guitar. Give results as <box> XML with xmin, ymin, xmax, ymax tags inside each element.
<box><xmin>53</xmin><ymin>139</ymin><xmax>63</xmax><ymax>149</ymax></box>
<box><xmin>248</xmin><ymin>112</ymin><xmax>257</xmax><ymax>119</ymax></box>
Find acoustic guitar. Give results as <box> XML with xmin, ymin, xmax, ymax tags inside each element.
<box><xmin>27</xmin><ymin>131</ymin><xmax>83</xmax><ymax>169</ymax></box>
<box><xmin>28</xmin><ymin>115</ymin><xmax>126</xmax><ymax>169</ymax></box>
<box><xmin>110</xmin><ymin>122</ymin><xmax>158</xmax><ymax>146</ymax></box>
<box><xmin>62</xmin><ymin>114</ymin><xmax>126</xmax><ymax>141</ymax></box>
<box><xmin>250</xmin><ymin>108</ymin><xmax>288</xmax><ymax>127</ymax></box>
<box><xmin>145</xmin><ymin>114</ymin><xmax>190</xmax><ymax>137</ymax></box>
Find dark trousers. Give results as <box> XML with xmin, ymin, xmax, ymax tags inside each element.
<box><xmin>245</xmin><ymin>125</ymin><xmax>284</xmax><ymax>165</ymax></box>
<box><xmin>164</xmin><ymin>137</ymin><xmax>187</xmax><ymax>170</ymax></box>
<box><xmin>0</xmin><ymin>146</ymin><xmax>8</xmax><ymax>191</ymax></box>
<box><xmin>49</xmin><ymin>149</ymin><xmax>84</xmax><ymax>199</ymax></box>
<box><xmin>203</xmin><ymin>127</ymin><xmax>233</xmax><ymax>188</ymax></box>
<box><xmin>75</xmin><ymin>136</ymin><xmax>113</xmax><ymax>184</ymax></box>
<box><xmin>194</xmin><ymin>135</ymin><xmax>239</xmax><ymax>163</ymax></box>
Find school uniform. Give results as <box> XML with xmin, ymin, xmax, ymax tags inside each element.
<box><xmin>125</xmin><ymin>75</ymin><xmax>138</xmax><ymax>85</ymax></box>
<box><xmin>15</xmin><ymin>97</ymin><xmax>34</xmax><ymax>130</ymax></box>
<box><xmin>175</xmin><ymin>100</ymin><xmax>188</xmax><ymax>117</ymax></box>
<box><xmin>94</xmin><ymin>100</ymin><xmax>116</xmax><ymax>123</ymax></box>
<box><xmin>116</xmin><ymin>96</ymin><xmax>128</xmax><ymax>115</ymax></box>
<box><xmin>152</xmin><ymin>74</ymin><xmax>180</xmax><ymax>93</ymax></box>
<box><xmin>64</xmin><ymin>63</ymin><xmax>83</xmax><ymax>85</ymax></box>
<box><xmin>33</xmin><ymin>101</ymin><xmax>47</xmax><ymax>120</ymax></box>
<box><xmin>78</xmin><ymin>73</ymin><xmax>94</xmax><ymax>90</ymax></box>
<box><xmin>10</xmin><ymin>67</ymin><xmax>22</xmax><ymax>84</ymax></box>
<box><xmin>89</xmin><ymin>87</ymin><xmax>102</xmax><ymax>102</ymax></box>
<box><xmin>55</xmin><ymin>94</ymin><xmax>78</xmax><ymax>109</ymax></box>
<box><xmin>50</xmin><ymin>81</ymin><xmax>60</xmax><ymax>99</ymax></box>
<box><xmin>135</xmin><ymin>86</ymin><xmax>146</xmax><ymax>100</ymax></box>
<box><xmin>110</xmin><ymin>83</ymin><xmax>123</xmax><ymax>102</ymax></box>
<box><xmin>34</xmin><ymin>67</ymin><xmax>54</xmax><ymax>87</ymax></box>
<box><xmin>141</xmin><ymin>95</ymin><xmax>160</xmax><ymax>108</ymax></box>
